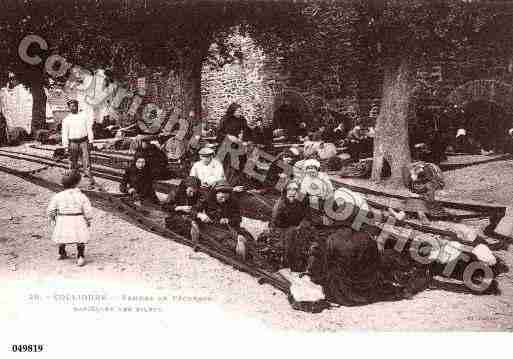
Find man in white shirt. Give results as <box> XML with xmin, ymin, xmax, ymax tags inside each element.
<box><xmin>61</xmin><ymin>99</ymin><xmax>95</xmax><ymax>187</ymax></box>
<box><xmin>189</xmin><ymin>147</ymin><xmax>225</xmax><ymax>188</ymax></box>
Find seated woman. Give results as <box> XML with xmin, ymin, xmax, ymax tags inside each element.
<box><xmin>196</xmin><ymin>181</ymin><xmax>253</xmax><ymax>260</ymax></box>
<box><xmin>120</xmin><ymin>153</ymin><xmax>159</xmax><ymax>206</ymax></box>
<box><xmin>454</xmin><ymin>128</ymin><xmax>479</xmax><ymax>154</ymax></box>
<box><xmin>346</xmin><ymin>125</ymin><xmax>367</xmax><ymax>161</ymax></box>
<box><xmin>298</xmin><ymin>158</ymin><xmax>334</xmax><ymax>225</ymax></box>
<box><xmin>163</xmin><ymin>176</ymin><xmax>201</xmax><ymax>244</ymax></box>
<box><xmin>402</xmin><ymin>161</ymin><xmax>445</xmax><ymax>222</ymax></box>
<box><xmin>258</xmin><ymin>180</ymin><xmax>312</xmax><ymax>271</ymax></box>
<box><xmin>131</xmin><ymin>135</ymin><xmax>170</xmax><ymax>180</ymax></box>
<box><xmin>323</xmin><ymin>227</ymin><xmax>431</xmax><ymax>306</ymax></box>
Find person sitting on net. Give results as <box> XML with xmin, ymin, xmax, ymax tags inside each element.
<box><xmin>345</xmin><ymin>125</ymin><xmax>367</xmax><ymax>161</ymax></box>
<box><xmin>195</xmin><ymin>181</ymin><xmax>253</xmax><ymax>260</ymax></box>
<box><xmin>163</xmin><ymin>176</ymin><xmax>202</xmax><ymax>245</ymax></box>
<box><xmin>454</xmin><ymin>128</ymin><xmax>477</xmax><ymax>154</ymax></box>
<box><xmin>131</xmin><ymin>135</ymin><xmax>170</xmax><ymax>180</ymax></box>
<box><xmin>269</xmin><ymin>180</ymin><xmax>314</xmax><ymax>271</ymax></box>
<box><xmin>120</xmin><ymin>153</ymin><xmax>159</xmax><ymax>206</ymax></box>
<box><xmin>298</xmin><ymin>158</ymin><xmax>335</xmax><ymax>225</ymax></box>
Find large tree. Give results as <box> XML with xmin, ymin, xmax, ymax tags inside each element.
<box><xmin>244</xmin><ymin>0</ymin><xmax>513</xmax><ymax>184</ymax></box>
<box><xmin>0</xmin><ymin>0</ymin><xmax>138</xmax><ymax>133</ymax></box>
<box><xmin>0</xmin><ymin>0</ymin><xmax>308</xmax><ymax>133</ymax></box>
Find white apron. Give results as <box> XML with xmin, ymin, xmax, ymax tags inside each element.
<box><xmin>47</xmin><ymin>188</ymin><xmax>93</xmax><ymax>244</ymax></box>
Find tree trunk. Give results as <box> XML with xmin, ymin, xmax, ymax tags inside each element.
<box><xmin>371</xmin><ymin>59</ymin><xmax>413</xmax><ymax>183</ymax></box>
<box><xmin>30</xmin><ymin>80</ymin><xmax>47</xmax><ymax>135</ymax></box>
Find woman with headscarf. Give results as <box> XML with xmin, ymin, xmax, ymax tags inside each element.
<box><xmin>346</xmin><ymin>125</ymin><xmax>367</xmax><ymax>161</ymax></box>
<box><xmin>196</xmin><ymin>180</ymin><xmax>254</xmax><ymax>260</ymax></box>
<box><xmin>131</xmin><ymin>135</ymin><xmax>170</xmax><ymax>180</ymax></box>
<box><xmin>257</xmin><ymin>180</ymin><xmax>310</xmax><ymax>269</ymax></box>
<box><xmin>299</xmin><ymin>159</ymin><xmax>334</xmax><ymax>225</ymax></box>
<box><xmin>120</xmin><ymin>152</ymin><xmax>159</xmax><ymax>206</ymax></box>
<box><xmin>454</xmin><ymin>128</ymin><xmax>477</xmax><ymax>153</ymax></box>
<box><xmin>163</xmin><ymin>176</ymin><xmax>202</xmax><ymax>243</ymax></box>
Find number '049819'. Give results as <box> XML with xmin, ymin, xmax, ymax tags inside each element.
<box><xmin>11</xmin><ymin>344</ymin><xmax>44</xmax><ymax>352</ymax></box>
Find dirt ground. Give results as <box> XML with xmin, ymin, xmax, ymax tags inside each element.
<box><xmin>1</xmin><ymin>154</ymin><xmax>513</xmax><ymax>331</ymax></box>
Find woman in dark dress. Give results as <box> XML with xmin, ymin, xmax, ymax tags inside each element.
<box><xmin>132</xmin><ymin>136</ymin><xmax>170</xmax><ymax>180</ymax></box>
<box><xmin>217</xmin><ymin>103</ymin><xmax>252</xmax><ymax>183</ymax></box>
<box><xmin>257</xmin><ymin>180</ymin><xmax>324</xmax><ymax>278</ymax></box>
<box><xmin>119</xmin><ymin>153</ymin><xmax>159</xmax><ymax>205</ymax></box>
<box><xmin>196</xmin><ymin>180</ymin><xmax>254</xmax><ymax>260</ymax></box>
<box><xmin>216</xmin><ymin>103</ymin><xmax>250</xmax><ymax>144</ymax></box>
<box><xmin>323</xmin><ymin>228</ymin><xmax>432</xmax><ymax>306</ymax></box>
<box><xmin>163</xmin><ymin>176</ymin><xmax>202</xmax><ymax>243</ymax></box>
<box><xmin>270</xmin><ymin>180</ymin><xmax>311</xmax><ymax>270</ymax></box>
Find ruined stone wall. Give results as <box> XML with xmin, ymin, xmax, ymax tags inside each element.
<box><xmin>125</xmin><ymin>30</ymin><xmax>513</xmax><ymax>132</ymax></box>
<box><xmin>200</xmin><ymin>32</ymin><xmax>279</xmax><ymax>126</ymax></box>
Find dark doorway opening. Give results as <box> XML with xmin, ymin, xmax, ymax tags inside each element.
<box><xmin>273</xmin><ymin>100</ymin><xmax>303</xmax><ymax>140</ymax></box>
<box><xmin>460</xmin><ymin>101</ymin><xmax>510</xmax><ymax>152</ymax></box>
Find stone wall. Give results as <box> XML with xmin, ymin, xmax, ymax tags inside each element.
<box><xmin>201</xmin><ymin>31</ymin><xmax>279</xmax><ymax>126</ymax></box>
<box><xmin>125</xmin><ymin>30</ymin><xmax>513</xmax><ymax>132</ymax></box>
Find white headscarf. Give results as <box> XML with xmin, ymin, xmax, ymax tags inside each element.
<box><xmin>456</xmin><ymin>128</ymin><xmax>466</xmax><ymax>138</ymax></box>
<box><xmin>303</xmin><ymin>158</ymin><xmax>321</xmax><ymax>169</ymax></box>
<box><xmin>508</xmin><ymin>128</ymin><xmax>513</xmax><ymax>136</ymax></box>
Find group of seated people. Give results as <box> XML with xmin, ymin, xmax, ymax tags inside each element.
<box><xmin>117</xmin><ymin>103</ymin><xmax>502</xmax><ymax>306</ymax></box>
<box><xmin>411</xmin><ymin>126</ymin><xmax>513</xmax><ymax>162</ymax></box>
<box><xmin>216</xmin><ymin>101</ymin><xmax>377</xmax><ymax>167</ymax></box>
<box><xmin>120</xmin><ymin>128</ymin><xmax>338</xmax><ymax>257</ymax></box>
<box><xmin>119</xmin><ymin>124</ymin><xmax>444</xmax><ymax>306</ymax></box>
